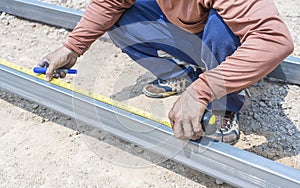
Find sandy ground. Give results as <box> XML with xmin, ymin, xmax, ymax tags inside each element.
<box><xmin>0</xmin><ymin>0</ymin><xmax>300</xmax><ymax>187</ymax></box>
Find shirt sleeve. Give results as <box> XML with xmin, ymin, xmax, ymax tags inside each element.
<box><xmin>188</xmin><ymin>0</ymin><xmax>294</xmax><ymax>105</ymax></box>
<box><xmin>64</xmin><ymin>0</ymin><xmax>135</xmax><ymax>56</ymax></box>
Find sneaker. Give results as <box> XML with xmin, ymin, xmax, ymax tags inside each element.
<box><xmin>207</xmin><ymin>111</ymin><xmax>240</xmax><ymax>145</ymax></box>
<box><xmin>143</xmin><ymin>67</ymin><xmax>202</xmax><ymax>98</ymax></box>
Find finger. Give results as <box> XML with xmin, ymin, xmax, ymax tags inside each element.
<box><xmin>192</xmin><ymin>119</ymin><xmax>204</xmax><ymax>137</ymax></box>
<box><xmin>173</xmin><ymin>121</ymin><xmax>185</xmax><ymax>139</ymax></box>
<box><xmin>170</xmin><ymin>119</ymin><xmax>175</xmax><ymax>129</ymax></box>
<box><xmin>45</xmin><ymin>64</ymin><xmax>55</xmax><ymax>82</ymax></box>
<box><xmin>53</xmin><ymin>73</ymin><xmax>60</xmax><ymax>79</ymax></box>
<box><xmin>182</xmin><ymin>121</ymin><xmax>194</xmax><ymax>139</ymax></box>
<box><xmin>38</xmin><ymin>59</ymin><xmax>49</xmax><ymax>68</ymax></box>
<box><xmin>57</xmin><ymin>70</ymin><xmax>67</xmax><ymax>78</ymax></box>
<box><xmin>190</xmin><ymin>120</ymin><xmax>204</xmax><ymax>141</ymax></box>
<box><xmin>168</xmin><ymin>109</ymin><xmax>175</xmax><ymax>128</ymax></box>
<box><xmin>190</xmin><ymin>134</ymin><xmax>201</xmax><ymax>141</ymax></box>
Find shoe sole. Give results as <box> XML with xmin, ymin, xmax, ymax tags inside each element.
<box><xmin>142</xmin><ymin>87</ymin><xmax>178</xmax><ymax>98</ymax></box>
<box><xmin>205</xmin><ymin>130</ymin><xmax>240</xmax><ymax>145</ymax></box>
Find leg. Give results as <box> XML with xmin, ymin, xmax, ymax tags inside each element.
<box><xmin>201</xmin><ymin>9</ymin><xmax>245</xmax><ymax>112</ymax></box>
<box><xmin>108</xmin><ymin>0</ymin><xmax>203</xmax><ymax>97</ymax></box>
<box><xmin>200</xmin><ymin>9</ymin><xmax>243</xmax><ymax>144</ymax></box>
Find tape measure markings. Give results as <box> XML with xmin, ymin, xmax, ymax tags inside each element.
<box><xmin>0</xmin><ymin>59</ymin><xmax>171</xmax><ymax>128</ymax></box>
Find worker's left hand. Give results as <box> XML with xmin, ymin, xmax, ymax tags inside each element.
<box><xmin>168</xmin><ymin>89</ymin><xmax>207</xmax><ymax>140</ymax></box>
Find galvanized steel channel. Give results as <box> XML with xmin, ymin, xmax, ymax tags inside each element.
<box><xmin>0</xmin><ymin>0</ymin><xmax>82</xmax><ymax>29</ymax></box>
<box><xmin>268</xmin><ymin>56</ymin><xmax>300</xmax><ymax>85</ymax></box>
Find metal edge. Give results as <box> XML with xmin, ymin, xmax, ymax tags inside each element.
<box><xmin>0</xmin><ymin>0</ymin><xmax>83</xmax><ymax>29</ymax></box>
<box><xmin>268</xmin><ymin>56</ymin><xmax>300</xmax><ymax>85</ymax></box>
<box><xmin>1</xmin><ymin>62</ymin><xmax>300</xmax><ymax>187</ymax></box>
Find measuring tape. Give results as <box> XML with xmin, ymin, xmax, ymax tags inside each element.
<box><xmin>0</xmin><ymin>59</ymin><xmax>172</xmax><ymax>128</ymax></box>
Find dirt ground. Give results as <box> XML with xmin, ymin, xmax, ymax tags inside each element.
<box><xmin>0</xmin><ymin>0</ymin><xmax>299</xmax><ymax>187</ymax></box>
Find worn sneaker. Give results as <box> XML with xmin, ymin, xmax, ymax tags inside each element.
<box><xmin>143</xmin><ymin>67</ymin><xmax>202</xmax><ymax>98</ymax></box>
<box><xmin>208</xmin><ymin>111</ymin><xmax>240</xmax><ymax>145</ymax></box>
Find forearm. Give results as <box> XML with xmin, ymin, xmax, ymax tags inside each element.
<box><xmin>64</xmin><ymin>0</ymin><xmax>135</xmax><ymax>56</ymax></box>
<box><xmin>189</xmin><ymin>1</ymin><xmax>294</xmax><ymax>105</ymax></box>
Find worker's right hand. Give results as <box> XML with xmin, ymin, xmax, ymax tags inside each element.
<box><xmin>38</xmin><ymin>46</ymin><xmax>78</xmax><ymax>81</ymax></box>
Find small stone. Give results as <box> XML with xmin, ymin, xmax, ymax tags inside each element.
<box><xmin>136</xmin><ymin>148</ymin><xmax>144</xmax><ymax>154</ymax></box>
<box><xmin>58</xmin><ymin>28</ymin><xmax>67</xmax><ymax>33</ymax></box>
<box><xmin>43</xmin><ymin>28</ymin><xmax>50</xmax><ymax>35</ymax></box>
<box><xmin>200</xmin><ymin>182</ymin><xmax>206</xmax><ymax>186</ymax></box>
<box><xmin>31</xmin><ymin>104</ymin><xmax>39</xmax><ymax>109</ymax></box>
<box><xmin>0</xmin><ymin>12</ymin><xmax>7</xmax><ymax>19</ymax></box>
<box><xmin>4</xmin><ymin>20</ymin><xmax>10</xmax><ymax>26</ymax></box>
<box><xmin>216</xmin><ymin>179</ymin><xmax>224</xmax><ymax>185</ymax></box>
<box><xmin>98</xmin><ymin>134</ymin><xmax>106</xmax><ymax>141</ymax></box>
<box><xmin>287</xmin><ymin>129</ymin><xmax>295</xmax><ymax>136</ymax></box>
<box><xmin>259</xmin><ymin>101</ymin><xmax>267</xmax><ymax>107</ymax></box>
<box><xmin>253</xmin><ymin>113</ymin><xmax>259</xmax><ymax>120</ymax></box>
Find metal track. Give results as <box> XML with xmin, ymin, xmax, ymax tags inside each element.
<box><xmin>1</xmin><ymin>0</ymin><xmax>300</xmax><ymax>85</ymax></box>
<box><xmin>0</xmin><ymin>0</ymin><xmax>82</xmax><ymax>29</ymax></box>
<box><xmin>1</xmin><ymin>61</ymin><xmax>300</xmax><ymax>187</ymax></box>
<box><xmin>268</xmin><ymin>56</ymin><xmax>300</xmax><ymax>85</ymax></box>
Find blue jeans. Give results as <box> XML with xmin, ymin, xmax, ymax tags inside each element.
<box><xmin>108</xmin><ymin>0</ymin><xmax>245</xmax><ymax>112</ymax></box>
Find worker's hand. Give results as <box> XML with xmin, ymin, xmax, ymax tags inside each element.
<box><xmin>38</xmin><ymin>46</ymin><xmax>78</xmax><ymax>81</ymax></box>
<box><xmin>168</xmin><ymin>89</ymin><xmax>207</xmax><ymax>140</ymax></box>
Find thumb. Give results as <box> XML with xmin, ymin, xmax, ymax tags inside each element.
<box><xmin>45</xmin><ymin>63</ymin><xmax>55</xmax><ymax>82</ymax></box>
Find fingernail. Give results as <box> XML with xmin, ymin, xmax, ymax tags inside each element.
<box><xmin>45</xmin><ymin>76</ymin><xmax>50</xmax><ymax>82</ymax></box>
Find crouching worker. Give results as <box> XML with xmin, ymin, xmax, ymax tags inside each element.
<box><xmin>39</xmin><ymin>0</ymin><xmax>293</xmax><ymax>144</ymax></box>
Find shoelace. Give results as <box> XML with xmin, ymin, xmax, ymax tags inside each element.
<box><xmin>158</xmin><ymin>77</ymin><xmax>190</xmax><ymax>92</ymax></box>
<box><xmin>220</xmin><ymin>113</ymin><xmax>235</xmax><ymax>131</ymax></box>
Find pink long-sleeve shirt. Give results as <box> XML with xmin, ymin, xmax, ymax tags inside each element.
<box><xmin>64</xmin><ymin>0</ymin><xmax>294</xmax><ymax>105</ymax></box>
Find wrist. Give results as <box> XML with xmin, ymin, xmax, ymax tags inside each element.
<box><xmin>186</xmin><ymin>81</ymin><xmax>210</xmax><ymax>106</ymax></box>
<box><xmin>63</xmin><ymin>44</ymin><xmax>80</xmax><ymax>57</ymax></box>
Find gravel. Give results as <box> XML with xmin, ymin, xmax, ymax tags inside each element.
<box><xmin>238</xmin><ymin>79</ymin><xmax>300</xmax><ymax>163</ymax></box>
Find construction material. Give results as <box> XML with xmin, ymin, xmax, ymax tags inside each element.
<box><xmin>0</xmin><ymin>0</ymin><xmax>82</xmax><ymax>29</ymax></box>
<box><xmin>1</xmin><ymin>59</ymin><xmax>300</xmax><ymax>187</ymax></box>
<box><xmin>268</xmin><ymin>56</ymin><xmax>300</xmax><ymax>85</ymax></box>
